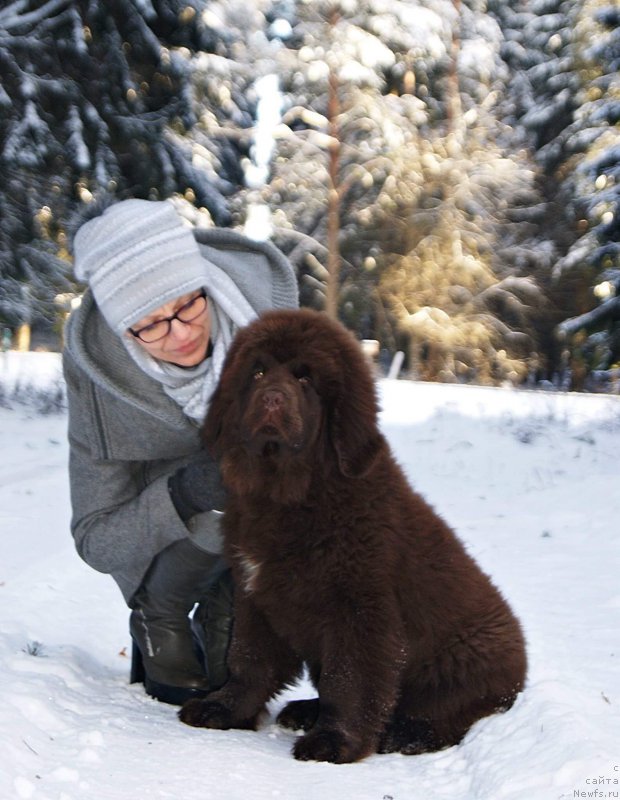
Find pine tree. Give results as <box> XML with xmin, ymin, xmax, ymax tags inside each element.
<box><xmin>0</xmin><ymin>0</ymin><xmax>231</xmax><ymax>328</ymax></box>
<box><xmin>379</xmin><ymin>123</ymin><xmax>544</xmax><ymax>384</ymax></box>
<box><xmin>487</xmin><ymin>0</ymin><xmax>581</xmax><ymax>374</ymax></box>
<box><xmin>554</xmin><ymin>1</ymin><xmax>620</xmax><ymax>386</ymax></box>
<box><xmin>259</xmin><ymin>0</ymin><xmax>409</xmax><ymax>332</ymax></box>
<box><xmin>490</xmin><ymin>0</ymin><xmax>620</xmax><ymax>387</ymax></box>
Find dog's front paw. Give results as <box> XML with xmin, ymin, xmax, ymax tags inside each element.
<box><xmin>293</xmin><ymin>727</ymin><xmax>368</xmax><ymax>763</ymax></box>
<box><xmin>179</xmin><ymin>698</ymin><xmax>233</xmax><ymax>729</ymax></box>
<box><xmin>277</xmin><ymin>698</ymin><xmax>320</xmax><ymax>732</ymax></box>
<box><xmin>378</xmin><ymin>717</ymin><xmax>438</xmax><ymax>755</ymax></box>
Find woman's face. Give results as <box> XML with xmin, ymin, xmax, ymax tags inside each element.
<box><xmin>127</xmin><ymin>290</ymin><xmax>211</xmax><ymax>367</ymax></box>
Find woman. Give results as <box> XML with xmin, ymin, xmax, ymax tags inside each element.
<box><xmin>63</xmin><ymin>199</ymin><xmax>298</xmax><ymax>704</ymax></box>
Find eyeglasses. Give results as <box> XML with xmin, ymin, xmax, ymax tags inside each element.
<box><xmin>129</xmin><ymin>289</ymin><xmax>208</xmax><ymax>343</ymax></box>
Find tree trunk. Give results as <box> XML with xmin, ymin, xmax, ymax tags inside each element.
<box><xmin>446</xmin><ymin>0</ymin><xmax>464</xmax><ymax>141</ymax></box>
<box><xmin>325</xmin><ymin>65</ymin><xmax>341</xmax><ymax>319</ymax></box>
<box><xmin>15</xmin><ymin>324</ymin><xmax>31</xmax><ymax>352</ymax></box>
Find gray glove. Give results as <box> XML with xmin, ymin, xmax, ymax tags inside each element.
<box><xmin>168</xmin><ymin>449</ymin><xmax>228</xmax><ymax>524</ymax></box>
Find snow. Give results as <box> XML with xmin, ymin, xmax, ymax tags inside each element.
<box><xmin>1</xmin><ymin>352</ymin><xmax>619</xmax><ymax>800</ymax></box>
<box><xmin>244</xmin><ymin>74</ymin><xmax>283</xmax><ymax>242</ymax></box>
<box><xmin>269</xmin><ymin>18</ymin><xmax>292</xmax><ymax>41</ymax></box>
<box><xmin>245</xmin><ymin>74</ymin><xmax>282</xmax><ymax>191</ymax></box>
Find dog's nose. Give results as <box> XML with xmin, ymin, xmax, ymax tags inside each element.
<box><xmin>263</xmin><ymin>389</ymin><xmax>285</xmax><ymax>411</ymax></box>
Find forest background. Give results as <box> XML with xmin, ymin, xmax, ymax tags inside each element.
<box><xmin>1</xmin><ymin>0</ymin><xmax>619</xmax><ymax>391</ymax></box>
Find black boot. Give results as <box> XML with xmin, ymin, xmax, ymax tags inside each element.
<box><xmin>192</xmin><ymin>568</ymin><xmax>234</xmax><ymax>690</ymax></box>
<box><xmin>129</xmin><ymin>538</ymin><xmax>223</xmax><ymax>705</ymax></box>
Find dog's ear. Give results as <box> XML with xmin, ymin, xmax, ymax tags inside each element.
<box><xmin>329</xmin><ymin>337</ymin><xmax>383</xmax><ymax>478</ymax></box>
<box><xmin>331</xmin><ymin>407</ymin><xmax>383</xmax><ymax>478</ymax></box>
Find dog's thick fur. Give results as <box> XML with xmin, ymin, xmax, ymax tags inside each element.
<box><xmin>179</xmin><ymin>309</ymin><xmax>527</xmax><ymax>763</ymax></box>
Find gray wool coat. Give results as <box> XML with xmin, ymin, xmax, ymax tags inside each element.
<box><xmin>63</xmin><ymin>228</ymin><xmax>298</xmax><ymax>603</ymax></box>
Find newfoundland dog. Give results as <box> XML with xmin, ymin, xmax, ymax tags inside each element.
<box><xmin>179</xmin><ymin>308</ymin><xmax>527</xmax><ymax>763</ymax></box>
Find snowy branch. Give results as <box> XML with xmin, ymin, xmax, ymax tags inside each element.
<box><xmin>272</xmin><ymin>226</ymin><xmax>356</xmax><ymax>278</ymax></box>
<box><xmin>557</xmin><ymin>296</ymin><xmax>620</xmax><ymax>339</ymax></box>
<box><xmin>0</xmin><ymin>0</ymin><xmax>71</xmax><ymax>32</ymax></box>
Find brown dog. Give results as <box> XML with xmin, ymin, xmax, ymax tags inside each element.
<box><xmin>179</xmin><ymin>309</ymin><xmax>527</xmax><ymax>763</ymax></box>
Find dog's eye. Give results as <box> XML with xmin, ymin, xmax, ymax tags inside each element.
<box><xmin>253</xmin><ymin>369</ymin><xmax>265</xmax><ymax>381</ymax></box>
<box><xmin>294</xmin><ymin>364</ymin><xmax>312</xmax><ymax>385</ymax></box>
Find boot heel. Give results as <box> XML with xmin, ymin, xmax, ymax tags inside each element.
<box><xmin>130</xmin><ymin>635</ymin><xmax>208</xmax><ymax>705</ymax></box>
<box><xmin>130</xmin><ymin>638</ymin><xmax>146</xmax><ymax>684</ymax></box>
<box><xmin>142</xmin><ymin>675</ymin><xmax>209</xmax><ymax>706</ymax></box>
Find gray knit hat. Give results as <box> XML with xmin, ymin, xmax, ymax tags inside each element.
<box><xmin>73</xmin><ymin>199</ymin><xmax>207</xmax><ymax>335</ymax></box>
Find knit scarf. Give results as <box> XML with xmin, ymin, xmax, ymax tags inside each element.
<box><xmin>122</xmin><ymin>258</ymin><xmax>257</xmax><ymax>423</ymax></box>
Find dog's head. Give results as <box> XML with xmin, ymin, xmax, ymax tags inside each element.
<box><xmin>203</xmin><ymin>309</ymin><xmax>384</xmax><ymax>503</ymax></box>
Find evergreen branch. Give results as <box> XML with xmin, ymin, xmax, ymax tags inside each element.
<box><xmin>0</xmin><ymin>0</ymin><xmax>71</xmax><ymax>33</ymax></box>
<box><xmin>558</xmin><ymin>296</ymin><xmax>620</xmax><ymax>339</ymax></box>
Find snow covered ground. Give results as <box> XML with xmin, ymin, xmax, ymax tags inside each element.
<box><xmin>1</xmin><ymin>350</ymin><xmax>619</xmax><ymax>800</ymax></box>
